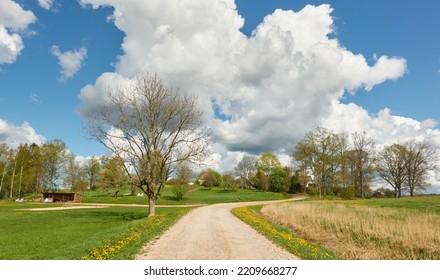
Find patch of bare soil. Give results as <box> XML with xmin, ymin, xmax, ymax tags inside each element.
<box><xmin>21</xmin><ymin>205</ymin><xmax>108</xmax><ymax>211</ymax></box>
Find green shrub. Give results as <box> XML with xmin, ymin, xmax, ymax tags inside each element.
<box><xmin>269</xmin><ymin>167</ymin><xmax>289</xmax><ymax>193</ymax></box>
<box><xmin>197</xmin><ymin>169</ymin><xmax>222</xmax><ymax>188</ymax></box>
<box><xmin>289</xmin><ymin>175</ymin><xmax>303</xmax><ymax>193</ymax></box>
<box><xmin>172</xmin><ymin>185</ymin><xmax>189</xmax><ymax>201</ymax></box>
<box><xmin>340</xmin><ymin>188</ymin><xmax>356</xmax><ymax>200</ymax></box>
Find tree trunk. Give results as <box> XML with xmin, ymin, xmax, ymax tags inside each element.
<box><xmin>360</xmin><ymin>171</ymin><xmax>364</xmax><ymax>199</ymax></box>
<box><xmin>10</xmin><ymin>158</ymin><xmax>17</xmax><ymax>198</ymax></box>
<box><xmin>0</xmin><ymin>168</ymin><xmax>6</xmax><ymax>194</ymax></box>
<box><xmin>18</xmin><ymin>162</ymin><xmax>24</xmax><ymax>198</ymax></box>
<box><xmin>148</xmin><ymin>197</ymin><xmax>156</xmax><ymax>217</ymax></box>
<box><xmin>395</xmin><ymin>185</ymin><xmax>402</xmax><ymax>198</ymax></box>
<box><xmin>35</xmin><ymin>173</ymin><xmax>41</xmax><ymax>193</ymax></box>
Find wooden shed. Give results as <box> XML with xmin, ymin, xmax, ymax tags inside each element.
<box><xmin>41</xmin><ymin>192</ymin><xmax>82</xmax><ymax>203</ymax></box>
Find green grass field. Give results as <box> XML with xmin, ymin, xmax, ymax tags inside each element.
<box><xmin>345</xmin><ymin>195</ymin><xmax>440</xmax><ymax>214</ymax></box>
<box><xmin>7</xmin><ymin>186</ymin><xmax>435</xmax><ymax>260</ymax></box>
<box><xmin>0</xmin><ymin>202</ymin><xmax>190</xmax><ymax>260</ymax></box>
<box><xmin>0</xmin><ymin>186</ymin><xmax>286</xmax><ymax>260</ymax></box>
<box><xmin>79</xmin><ymin>185</ymin><xmax>287</xmax><ymax>205</ymax></box>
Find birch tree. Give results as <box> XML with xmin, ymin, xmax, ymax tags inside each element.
<box><xmin>0</xmin><ymin>144</ymin><xmax>9</xmax><ymax>196</ymax></box>
<box><xmin>41</xmin><ymin>139</ymin><xmax>68</xmax><ymax>191</ymax></box>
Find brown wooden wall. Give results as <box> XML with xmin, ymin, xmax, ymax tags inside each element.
<box><xmin>41</xmin><ymin>193</ymin><xmax>82</xmax><ymax>203</ymax></box>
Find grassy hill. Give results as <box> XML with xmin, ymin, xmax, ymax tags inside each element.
<box><xmin>79</xmin><ymin>185</ymin><xmax>287</xmax><ymax>205</ymax></box>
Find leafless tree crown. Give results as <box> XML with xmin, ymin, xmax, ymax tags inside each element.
<box><xmin>86</xmin><ymin>74</ymin><xmax>211</xmax><ymax>214</ymax></box>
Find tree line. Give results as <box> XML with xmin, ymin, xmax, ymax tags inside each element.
<box><xmin>233</xmin><ymin>152</ymin><xmax>292</xmax><ymax>193</ymax></box>
<box><xmin>0</xmin><ymin>140</ymin><xmax>127</xmax><ymax>199</ymax></box>
<box><xmin>1</xmin><ymin>128</ymin><xmax>436</xmax><ymax>200</ymax></box>
<box><xmin>233</xmin><ymin>127</ymin><xmax>438</xmax><ymax>198</ymax></box>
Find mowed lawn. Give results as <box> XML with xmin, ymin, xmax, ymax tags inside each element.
<box><xmin>0</xmin><ymin>203</ymin><xmax>190</xmax><ymax>260</ymax></box>
<box><xmin>80</xmin><ymin>185</ymin><xmax>288</xmax><ymax>205</ymax></box>
<box><xmin>1</xmin><ymin>186</ymin><xmax>287</xmax><ymax>260</ymax></box>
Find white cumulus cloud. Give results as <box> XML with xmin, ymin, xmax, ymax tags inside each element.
<box><xmin>77</xmin><ymin>1</ymin><xmax>440</xmax><ymax>177</ymax></box>
<box><xmin>0</xmin><ymin>119</ymin><xmax>46</xmax><ymax>148</ymax></box>
<box><xmin>51</xmin><ymin>45</ymin><xmax>88</xmax><ymax>81</ymax></box>
<box><xmin>0</xmin><ymin>25</ymin><xmax>23</xmax><ymax>64</ymax></box>
<box><xmin>0</xmin><ymin>0</ymin><xmax>36</xmax><ymax>64</ymax></box>
<box><xmin>38</xmin><ymin>0</ymin><xmax>55</xmax><ymax>10</ymax></box>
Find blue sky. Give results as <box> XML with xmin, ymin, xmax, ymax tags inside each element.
<box><xmin>236</xmin><ymin>0</ymin><xmax>440</xmax><ymax>121</ymax></box>
<box><xmin>1</xmin><ymin>0</ymin><xmax>440</xmax><ymax>168</ymax></box>
<box><xmin>0</xmin><ymin>0</ymin><xmax>122</xmax><ymax>155</ymax></box>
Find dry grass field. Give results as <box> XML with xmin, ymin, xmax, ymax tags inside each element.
<box><xmin>261</xmin><ymin>199</ymin><xmax>440</xmax><ymax>260</ymax></box>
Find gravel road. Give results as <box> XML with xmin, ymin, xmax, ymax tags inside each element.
<box><xmin>135</xmin><ymin>197</ymin><xmax>304</xmax><ymax>260</ymax></box>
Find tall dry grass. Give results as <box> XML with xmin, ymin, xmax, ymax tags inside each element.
<box><xmin>261</xmin><ymin>202</ymin><xmax>440</xmax><ymax>259</ymax></box>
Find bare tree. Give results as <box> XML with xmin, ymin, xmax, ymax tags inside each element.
<box><xmin>64</xmin><ymin>154</ymin><xmax>87</xmax><ymax>191</ymax></box>
<box><xmin>175</xmin><ymin>163</ymin><xmax>193</xmax><ymax>186</ymax></box>
<box><xmin>376</xmin><ymin>144</ymin><xmax>408</xmax><ymax>198</ymax></box>
<box><xmin>293</xmin><ymin>127</ymin><xmax>347</xmax><ymax>197</ymax></box>
<box><xmin>172</xmin><ymin>163</ymin><xmax>193</xmax><ymax>201</ymax></box>
<box><xmin>234</xmin><ymin>155</ymin><xmax>257</xmax><ymax>189</ymax></box>
<box><xmin>404</xmin><ymin>140</ymin><xmax>437</xmax><ymax>196</ymax></box>
<box><xmin>348</xmin><ymin>132</ymin><xmax>376</xmax><ymax>198</ymax></box>
<box><xmin>376</xmin><ymin>141</ymin><xmax>437</xmax><ymax>197</ymax></box>
<box><xmin>200</xmin><ymin>171</ymin><xmax>216</xmax><ymax>189</ymax></box>
<box><xmin>222</xmin><ymin>171</ymin><xmax>238</xmax><ymax>191</ymax></box>
<box><xmin>86</xmin><ymin>74</ymin><xmax>210</xmax><ymax>216</ymax></box>
<box><xmin>9</xmin><ymin>151</ymin><xmax>17</xmax><ymax>198</ymax></box>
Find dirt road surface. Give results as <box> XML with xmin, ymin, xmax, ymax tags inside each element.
<box><xmin>136</xmin><ymin>197</ymin><xmax>304</xmax><ymax>260</ymax></box>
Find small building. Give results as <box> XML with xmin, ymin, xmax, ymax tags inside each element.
<box><xmin>41</xmin><ymin>192</ymin><xmax>82</xmax><ymax>203</ymax></box>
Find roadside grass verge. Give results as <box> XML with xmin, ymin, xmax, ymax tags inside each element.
<box><xmin>82</xmin><ymin>207</ymin><xmax>192</xmax><ymax>260</ymax></box>
<box><xmin>260</xmin><ymin>197</ymin><xmax>440</xmax><ymax>260</ymax></box>
<box><xmin>231</xmin><ymin>206</ymin><xmax>339</xmax><ymax>260</ymax></box>
<box><xmin>80</xmin><ymin>185</ymin><xmax>287</xmax><ymax>205</ymax></box>
<box><xmin>0</xmin><ymin>202</ymin><xmax>190</xmax><ymax>260</ymax></box>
